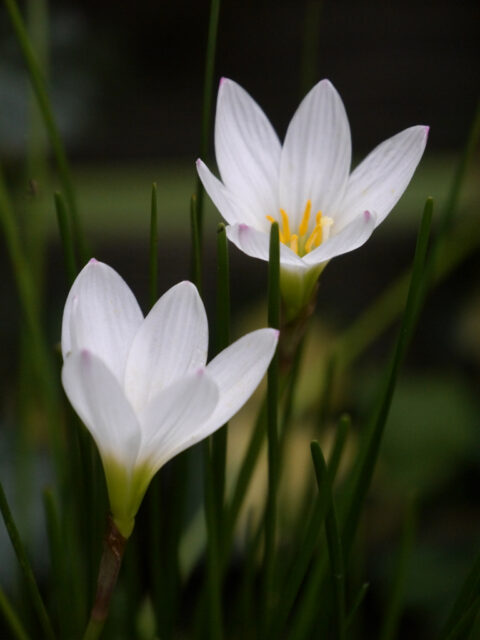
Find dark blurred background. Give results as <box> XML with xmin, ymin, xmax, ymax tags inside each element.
<box><xmin>0</xmin><ymin>1</ymin><xmax>479</xmax><ymax>638</ymax></box>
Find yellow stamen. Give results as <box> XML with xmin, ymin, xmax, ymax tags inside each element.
<box><xmin>266</xmin><ymin>215</ymin><xmax>276</xmax><ymax>224</ymax></box>
<box><xmin>279</xmin><ymin>209</ymin><xmax>291</xmax><ymax>243</ymax></box>
<box><xmin>305</xmin><ymin>226</ymin><xmax>322</xmax><ymax>253</ymax></box>
<box><xmin>290</xmin><ymin>234</ymin><xmax>298</xmax><ymax>254</ymax></box>
<box><xmin>299</xmin><ymin>200</ymin><xmax>312</xmax><ymax>237</ymax></box>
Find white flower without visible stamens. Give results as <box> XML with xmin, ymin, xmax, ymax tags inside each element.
<box><xmin>61</xmin><ymin>259</ymin><xmax>278</xmax><ymax>537</ymax></box>
<box><xmin>196</xmin><ymin>78</ymin><xmax>429</xmax><ymax>319</ymax></box>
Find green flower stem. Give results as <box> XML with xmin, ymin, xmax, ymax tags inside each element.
<box><xmin>4</xmin><ymin>0</ymin><xmax>88</xmax><ymax>263</ymax></box>
<box><xmin>262</xmin><ymin>222</ymin><xmax>280</xmax><ymax>632</ymax></box>
<box><xmin>83</xmin><ymin>516</ymin><xmax>128</xmax><ymax>640</ymax></box>
<box><xmin>0</xmin><ymin>481</ymin><xmax>55</xmax><ymax>640</ymax></box>
<box><xmin>441</xmin><ymin>548</ymin><xmax>480</xmax><ymax>638</ymax></box>
<box><xmin>150</xmin><ymin>183</ymin><xmax>159</xmax><ymax>306</ymax></box>
<box><xmin>195</xmin><ymin>0</ymin><xmax>221</xmax><ymax>239</ymax></box>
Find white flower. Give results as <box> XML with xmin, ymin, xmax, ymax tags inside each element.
<box><xmin>61</xmin><ymin>259</ymin><xmax>278</xmax><ymax>537</ymax></box>
<box><xmin>197</xmin><ymin>78</ymin><xmax>428</xmax><ymax>319</ymax></box>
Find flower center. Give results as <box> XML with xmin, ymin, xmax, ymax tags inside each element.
<box><xmin>266</xmin><ymin>200</ymin><xmax>333</xmax><ymax>257</ymax></box>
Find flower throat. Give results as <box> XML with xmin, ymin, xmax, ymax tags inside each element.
<box><xmin>266</xmin><ymin>200</ymin><xmax>333</xmax><ymax>257</ymax></box>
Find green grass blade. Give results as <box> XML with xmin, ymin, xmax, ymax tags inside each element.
<box><xmin>211</xmin><ymin>224</ymin><xmax>231</xmax><ymax>522</ymax></box>
<box><xmin>190</xmin><ymin>194</ymin><xmax>202</xmax><ymax>294</ymax></box>
<box><xmin>327</xmin><ymin>414</ymin><xmax>350</xmax><ymax>482</ymax></box>
<box><xmin>444</xmin><ymin>595</ymin><xmax>480</xmax><ymax>640</ymax></box>
<box><xmin>0</xmin><ymin>586</ymin><xmax>31</xmax><ymax>640</ymax></box>
<box><xmin>379</xmin><ymin>495</ymin><xmax>418</xmax><ymax>640</ymax></box>
<box><xmin>0</xmin><ymin>482</ymin><xmax>56</xmax><ymax>640</ymax></box>
<box><xmin>299</xmin><ymin>0</ymin><xmax>323</xmax><ymax>97</ymax></box>
<box><xmin>262</xmin><ymin>222</ymin><xmax>280</xmax><ymax>631</ymax></box>
<box><xmin>441</xmin><ymin>549</ymin><xmax>480</xmax><ymax>638</ymax></box>
<box><xmin>4</xmin><ymin>0</ymin><xmax>88</xmax><ymax>263</ymax></box>
<box><xmin>346</xmin><ymin>582</ymin><xmax>370</xmax><ymax>631</ymax></box>
<box><xmin>341</xmin><ymin>199</ymin><xmax>433</xmax><ymax>558</ymax></box>
<box><xmin>195</xmin><ymin>0</ymin><xmax>221</xmax><ymax>238</ymax></box>
<box><xmin>337</xmin><ymin>105</ymin><xmax>480</xmax><ymax>371</ymax></box>
<box><xmin>150</xmin><ymin>183</ymin><xmax>159</xmax><ymax>306</ymax></box>
<box><xmin>317</xmin><ymin>352</ymin><xmax>336</xmax><ymax>431</ymax></box>
<box><xmin>271</xmin><ymin>412</ymin><xmax>350</xmax><ymax>638</ymax></box>
<box><xmin>55</xmin><ymin>191</ymin><xmax>78</xmax><ymax>284</ymax></box>
<box><xmin>311</xmin><ymin>442</ymin><xmax>346</xmax><ymax>640</ymax></box>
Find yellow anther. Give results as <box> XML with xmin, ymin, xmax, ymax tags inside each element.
<box><xmin>315</xmin><ymin>210</ymin><xmax>323</xmax><ymax>225</ymax></box>
<box><xmin>299</xmin><ymin>200</ymin><xmax>312</xmax><ymax>237</ymax></box>
<box><xmin>305</xmin><ymin>225</ymin><xmax>322</xmax><ymax>253</ymax></box>
<box><xmin>290</xmin><ymin>234</ymin><xmax>298</xmax><ymax>254</ymax></box>
<box><xmin>279</xmin><ymin>209</ymin><xmax>291</xmax><ymax>243</ymax></box>
<box><xmin>266</xmin><ymin>215</ymin><xmax>276</xmax><ymax>224</ymax></box>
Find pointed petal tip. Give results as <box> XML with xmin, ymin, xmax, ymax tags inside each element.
<box><xmin>88</xmin><ymin>257</ymin><xmax>98</xmax><ymax>265</ymax></box>
<box><xmin>363</xmin><ymin>210</ymin><xmax>371</xmax><ymax>221</ymax></box>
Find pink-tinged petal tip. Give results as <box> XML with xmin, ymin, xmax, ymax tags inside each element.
<box><xmin>219</xmin><ymin>77</ymin><xmax>227</xmax><ymax>86</ymax></box>
<box><xmin>363</xmin><ymin>210</ymin><xmax>372</xmax><ymax>221</ymax></box>
<box><xmin>273</xmin><ymin>329</ymin><xmax>280</xmax><ymax>339</ymax></box>
<box><xmin>239</xmin><ymin>223</ymin><xmax>249</xmax><ymax>231</ymax></box>
<box><xmin>195</xmin><ymin>158</ymin><xmax>201</xmax><ymax>166</ymax></box>
<box><xmin>88</xmin><ymin>257</ymin><xmax>98</xmax><ymax>264</ymax></box>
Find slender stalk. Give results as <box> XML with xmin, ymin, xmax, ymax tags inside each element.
<box><xmin>150</xmin><ymin>183</ymin><xmax>158</xmax><ymax>306</ymax></box>
<box><xmin>262</xmin><ymin>222</ymin><xmax>280</xmax><ymax>631</ymax></box>
<box><xmin>195</xmin><ymin>0</ymin><xmax>221</xmax><ymax>238</ymax></box>
<box><xmin>441</xmin><ymin>548</ymin><xmax>480</xmax><ymax>638</ymax></box>
<box><xmin>299</xmin><ymin>0</ymin><xmax>323</xmax><ymax>98</ymax></box>
<box><xmin>83</xmin><ymin>516</ymin><xmax>128</xmax><ymax>640</ymax></box>
<box><xmin>4</xmin><ymin>0</ymin><xmax>87</xmax><ymax>262</ymax></box>
<box><xmin>0</xmin><ymin>481</ymin><xmax>55</xmax><ymax>640</ymax></box>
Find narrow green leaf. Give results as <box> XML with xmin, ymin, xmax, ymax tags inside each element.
<box><xmin>195</xmin><ymin>0</ymin><xmax>221</xmax><ymax>239</ymax></box>
<box><xmin>341</xmin><ymin>199</ymin><xmax>433</xmax><ymax>558</ymax></box>
<box><xmin>311</xmin><ymin>442</ymin><xmax>346</xmax><ymax>640</ymax></box>
<box><xmin>327</xmin><ymin>414</ymin><xmax>350</xmax><ymax>482</ymax></box>
<box><xmin>4</xmin><ymin>0</ymin><xmax>88</xmax><ymax>262</ymax></box>
<box><xmin>317</xmin><ymin>352</ymin><xmax>336</xmax><ymax>431</ymax></box>
<box><xmin>346</xmin><ymin>582</ymin><xmax>370</xmax><ymax>630</ymax></box>
<box><xmin>338</xmin><ymin>104</ymin><xmax>480</xmax><ymax>370</ymax></box>
<box><xmin>299</xmin><ymin>0</ymin><xmax>323</xmax><ymax>98</ymax></box>
<box><xmin>0</xmin><ymin>482</ymin><xmax>56</xmax><ymax>640</ymax></box>
<box><xmin>379</xmin><ymin>495</ymin><xmax>418</xmax><ymax>640</ymax></box>
<box><xmin>55</xmin><ymin>191</ymin><xmax>77</xmax><ymax>284</ymax></box>
<box><xmin>0</xmin><ymin>585</ymin><xmax>31</xmax><ymax>640</ymax></box>
<box><xmin>441</xmin><ymin>549</ymin><xmax>480</xmax><ymax>638</ymax></box>
<box><xmin>211</xmin><ymin>224</ymin><xmax>231</xmax><ymax>523</ymax></box>
<box><xmin>262</xmin><ymin>222</ymin><xmax>280</xmax><ymax>631</ymax></box>
<box><xmin>272</xmin><ymin>413</ymin><xmax>350</xmax><ymax>638</ymax></box>
<box><xmin>444</xmin><ymin>595</ymin><xmax>480</xmax><ymax>640</ymax></box>
<box><xmin>150</xmin><ymin>183</ymin><xmax>158</xmax><ymax>306</ymax></box>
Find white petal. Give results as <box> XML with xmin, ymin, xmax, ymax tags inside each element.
<box><xmin>61</xmin><ymin>260</ymin><xmax>143</xmax><ymax>382</ymax></box>
<box><xmin>203</xmin><ymin>328</ymin><xmax>279</xmax><ymax>431</ymax></box>
<box><xmin>124</xmin><ymin>281</ymin><xmax>208</xmax><ymax>413</ymax></box>
<box><xmin>61</xmin><ymin>350</ymin><xmax>141</xmax><ymax>469</ymax></box>
<box><xmin>138</xmin><ymin>369</ymin><xmax>219</xmax><ymax>472</ymax></box>
<box><xmin>226</xmin><ymin>223</ymin><xmax>306</xmax><ymax>268</ymax></box>
<box><xmin>196</xmin><ymin>159</ymin><xmax>260</xmax><ymax>227</ymax></box>
<box><xmin>303</xmin><ymin>210</ymin><xmax>377</xmax><ymax>265</ymax></box>
<box><xmin>338</xmin><ymin>125</ymin><xmax>429</xmax><ymax>229</ymax></box>
<box><xmin>215</xmin><ymin>78</ymin><xmax>281</xmax><ymax>222</ymax></box>
<box><xmin>279</xmin><ymin>79</ymin><xmax>351</xmax><ymax>229</ymax></box>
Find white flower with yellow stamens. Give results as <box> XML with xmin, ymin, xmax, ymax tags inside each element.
<box><xmin>61</xmin><ymin>259</ymin><xmax>278</xmax><ymax>538</ymax></box>
<box><xmin>197</xmin><ymin>78</ymin><xmax>428</xmax><ymax>319</ymax></box>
